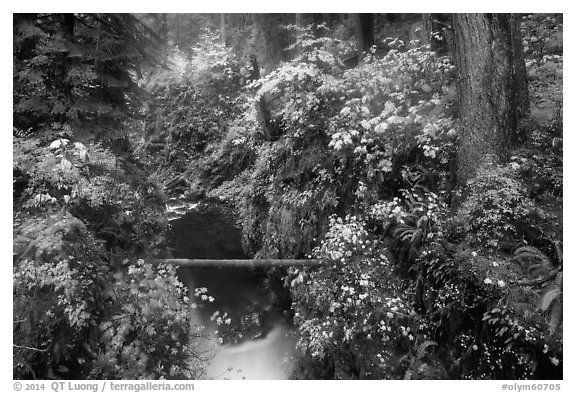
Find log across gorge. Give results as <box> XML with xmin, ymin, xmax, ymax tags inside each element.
<box><xmin>147</xmin><ymin>258</ymin><xmax>322</xmax><ymax>268</ymax></box>
<box><xmin>164</xmin><ymin>199</ymin><xmax>317</xmax><ymax>379</ymax></box>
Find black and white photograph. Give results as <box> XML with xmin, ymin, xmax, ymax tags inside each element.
<box><xmin>11</xmin><ymin>7</ymin><xmax>567</xmax><ymax>387</ymax></box>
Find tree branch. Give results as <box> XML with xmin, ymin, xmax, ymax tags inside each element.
<box><xmin>13</xmin><ymin>344</ymin><xmax>48</xmax><ymax>352</ymax></box>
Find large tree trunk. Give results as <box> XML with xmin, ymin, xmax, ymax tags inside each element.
<box><xmin>453</xmin><ymin>13</ymin><xmax>529</xmax><ymax>185</ymax></box>
<box><xmin>356</xmin><ymin>13</ymin><xmax>375</xmax><ymax>54</ymax></box>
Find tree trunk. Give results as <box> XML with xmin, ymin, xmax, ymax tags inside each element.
<box><xmin>356</xmin><ymin>13</ymin><xmax>375</xmax><ymax>54</ymax></box>
<box><xmin>160</xmin><ymin>13</ymin><xmax>168</xmax><ymax>64</ymax></box>
<box><xmin>295</xmin><ymin>13</ymin><xmax>325</xmax><ymax>36</ymax></box>
<box><xmin>248</xmin><ymin>54</ymin><xmax>260</xmax><ymax>81</ymax></box>
<box><xmin>295</xmin><ymin>13</ymin><xmax>308</xmax><ymax>27</ymax></box>
<box><xmin>254</xmin><ymin>14</ymin><xmax>289</xmax><ymax>66</ymax></box>
<box><xmin>294</xmin><ymin>14</ymin><xmax>313</xmax><ymax>58</ymax></box>
<box><xmin>453</xmin><ymin>13</ymin><xmax>529</xmax><ymax>185</ymax></box>
<box><xmin>61</xmin><ymin>13</ymin><xmax>75</xmax><ymax>36</ymax></box>
<box><xmin>220</xmin><ymin>13</ymin><xmax>226</xmax><ymax>46</ymax></box>
<box><xmin>58</xmin><ymin>13</ymin><xmax>75</xmax><ymax>123</ymax></box>
<box><xmin>175</xmin><ymin>13</ymin><xmax>180</xmax><ymax>48</ymax></box>
<box><xmin>423</xmin><ymin>13</ymin><xmax>453</xmax><ymax>55</ymax></box>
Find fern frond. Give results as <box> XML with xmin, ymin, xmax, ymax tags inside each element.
<box><xmin>540</xmin><ymin>287</ymin><xmax>561</xmax><ymax>311</ymax></box>
<box><xmin>548</xmin><ymin>300</ymin><xmax>563</xmax><ymax>334</ymax></box>
<box><xmin>513</xmin><ymin>245</ymin><xmax>556</xmax><ymax>283</ymax></box>
<box><xmin>513</xmin><ymin>246</ymin><xmax>549</xmax><ymax>262</ymax></box>
<box><xmin>417</xmin><ymin>340</ymin><xmax>437</xmax><ymax>360</ymax></box>
<box><xmin>512</xmin><ymin>246</ymin><xmax>551</xmax><ymax>268</ymax></box>
<box><xmin>392</xmin><ymin>225</ymin><xmax>412</xmax><ymax>239</ymax></box>
<box><xmin>554</xmin><ymin>241</ymin><xmax>563</xmax><ymax>265</ymax></box>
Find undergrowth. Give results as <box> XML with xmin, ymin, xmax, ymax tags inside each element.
<box><xmin>142</xmin><ymin>22</ymin><xmax>563</xmax><ymax>379</ymax></box>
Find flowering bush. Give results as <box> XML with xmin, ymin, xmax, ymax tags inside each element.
<box><xmin>290</xmin><ymin>215</ymin><xmax>415</xmax><ymax>378</ymax></box>
<box><xmin>126</xmin><ymin>23</ymin><xmax>562</xmax><ymax>381</ymax></box>
<box><xmin>521</xmin><ymin>14</ymin><xmax>562</xmax><ymax>65</ymax></box>
<box><xmin>212</xmin><ymin>32</ymin><xmax>458</xmax><ymax>261</ymax></box>
<box><xmin>327</xmin><ymin>38</ymin><xmax>456</xmax><ymax>186</ymax></box>
<box><xmin>455</xmin><ymin>159</ymin><xmax>535</xmax><ymax>248</ymax></box>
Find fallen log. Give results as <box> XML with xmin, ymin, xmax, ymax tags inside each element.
<box><xmin>146</xmin><ymin>258</ymin><xmax>323</xmax><ymax>268</ymax></box>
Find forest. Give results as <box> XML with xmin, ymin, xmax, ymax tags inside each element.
<box><xmin>12</xmin><ymin>13</ymin><xmax>563</xmax><ymax>380</ymax></box>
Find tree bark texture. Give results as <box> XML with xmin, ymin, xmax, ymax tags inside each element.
<box><xmin>453</xmin><ymin>13</ymin><xmax>529</xmax><ymax>185</ymax></box>
<box><xmin>356</xmin><ymin>13</ymin><xmax>375</xmax><ymax>54</ymax></box>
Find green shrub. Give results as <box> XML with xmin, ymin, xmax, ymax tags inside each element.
<box><xmin>456</xmin><ymin>159</ymin><xmax>535</xmax><ymax>249</ymax></box>
<box><xmin>13</xmin><ymin>136</ymin><xmax>199</xmax><ymax>379</ymax></box>
<box><xmin>13</xmin><ymin>212</ymin><xmax>109</xmax><ymax>379</ymax></box>
<box><xmin>94</xmin><ymin>261</ymin><xmax>201</xmax><ymax>379</ymax></box>
<box><xmin>141</xmin><ymin>32</ymin><xmax>245</xmax><ymax>176</ymax></box>
<box><xmin>223</xmin><ymin>34</ymin><xmax>457</xmax><ymax>259</ymax></box>
<box><xmin>13</xmin><ymin>136</ymin><xmax>167</xmax><ymax>256</ymax></box>
<box><xmin>290</xmin><ymin>215</ymin><xmax>413</xmax><ymax>378</ymax></box>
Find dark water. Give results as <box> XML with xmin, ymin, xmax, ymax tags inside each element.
<box><xmin>167</xmin><ymin>201</ymin><xmax>296</xmax><ymax>379</ymax></box>
<box><xmin>169</xmin><ymin>202</ymin><xmax>246</xmax><ymax>260</ymax></box>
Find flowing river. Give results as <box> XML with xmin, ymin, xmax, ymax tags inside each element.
<box><xmin>167</xmin><ymin>199</ymin><xmax>297</xmax><ymax>379</ymax></box>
